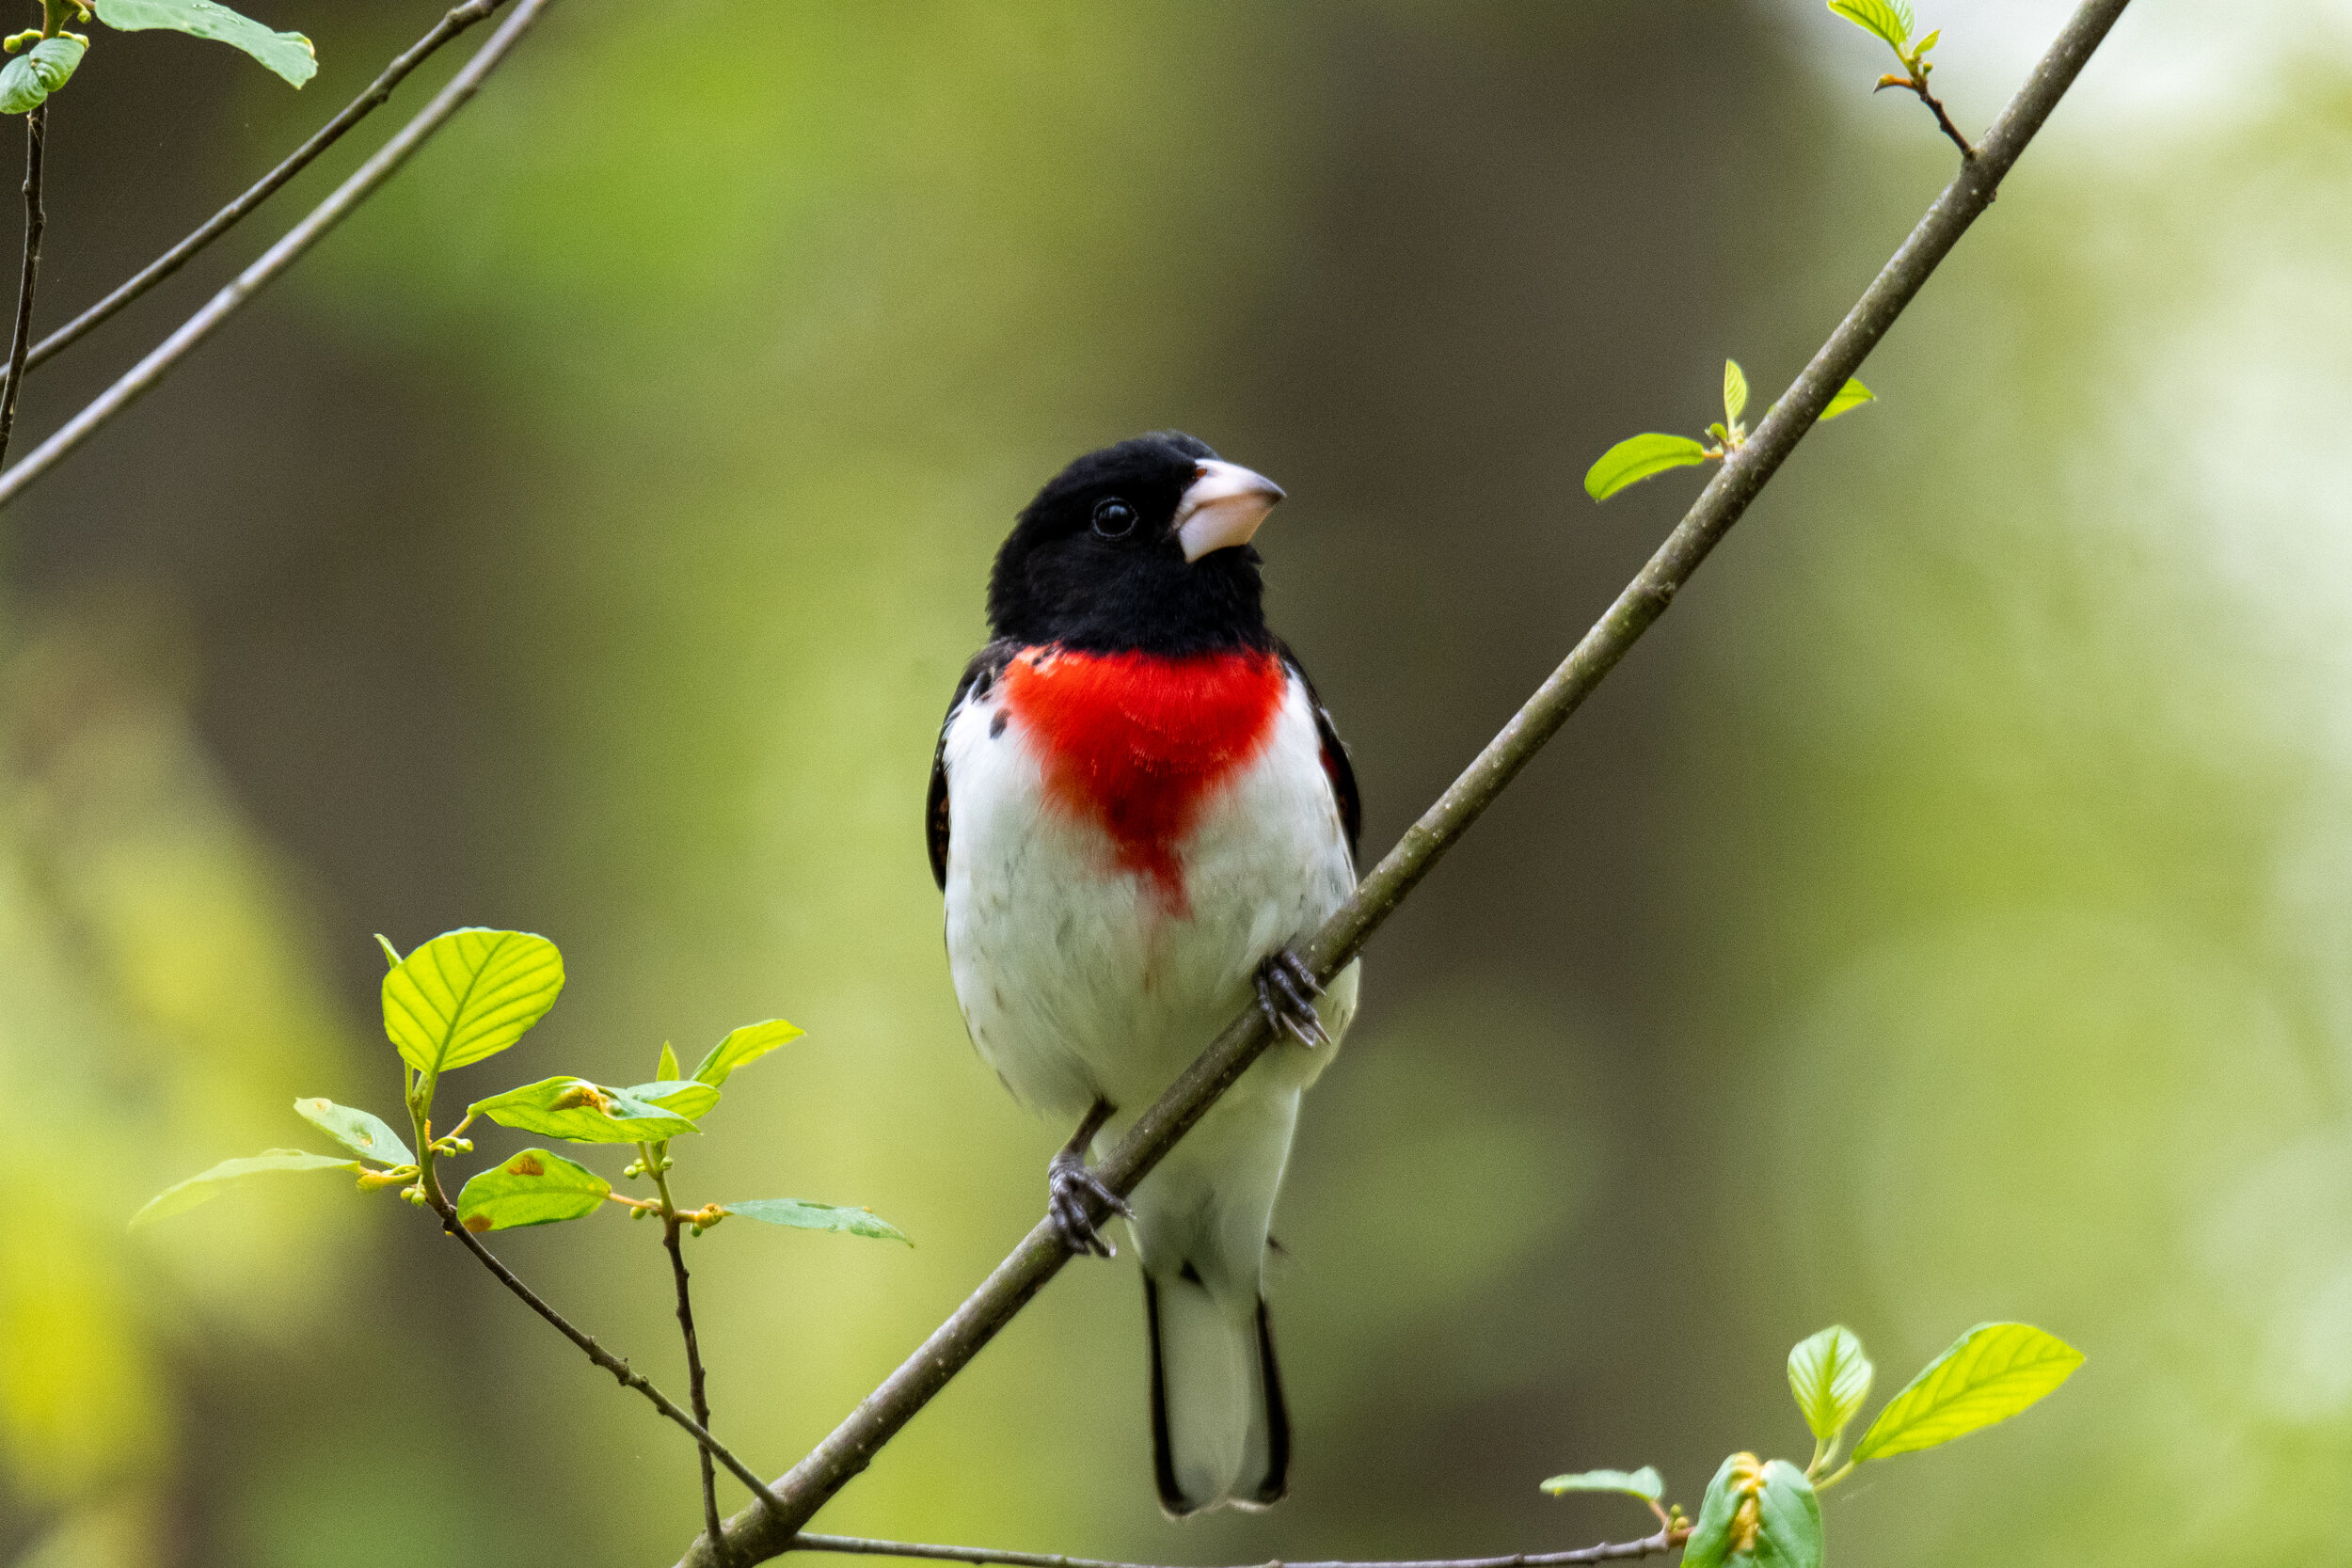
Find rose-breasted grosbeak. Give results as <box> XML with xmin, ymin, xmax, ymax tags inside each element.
<box><xmin>927</xmin><ymin>432</ymin><xmax>1361</xmax><ymax>1516</ymax></box>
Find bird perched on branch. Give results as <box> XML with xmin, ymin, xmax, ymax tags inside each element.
<box><xmin>927</xmin><ymin>432</ymin><xmax>1360</xmax><ymax>1516</ymax></box>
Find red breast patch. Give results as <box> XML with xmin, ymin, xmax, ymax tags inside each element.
<box><xmin>1003</xmin><ymin>646</ymin><xmax>1286</xmax><ymax>914</ymax></box>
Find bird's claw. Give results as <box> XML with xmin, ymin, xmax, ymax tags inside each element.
<box><xmin>1048</xmin><ymin>1148</ymin><xmax>1131</xmax><ymax>1259</ymax></box>
<box><xmin>1254</xmin><ymin>948</ymin><xmax>1328</xmax><ymax>1048</ymax></box>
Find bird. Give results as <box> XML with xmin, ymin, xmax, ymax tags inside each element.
<box><xmin>927</xmin><ymin>431</ymin><xmax>1361</xmax><ymax>1517</ymax></box>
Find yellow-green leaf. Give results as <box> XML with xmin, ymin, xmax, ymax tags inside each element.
<box><xmin>1584</xmin><ymin>433</ymin><xmax>1711</xmax><ymax>501</ymax></box>
<box><xmin>1851</xmin><ymin>1323</ymin><xmax>2083</xmax><ymax>1462</ymax></box>
<box><xmin>723</xmin><ymin>1197</ymin><xmax>909</xmax><ymax>1243</ymax></box>
<box><xmin>1820</xmin><ymin>378</ymin><xmax>1875</xmax><ymax>420</ymax></box>
<box><xmin>454</xmin><ymin>1148</ymin><xmax>610</xmax><ymax>1231</ymax></box>
<box><xmin>1788</xmin><ymin>1325</ymin><xmax>1873</xmax><ymax>1442</ymax></box>
<box><xmin>466</xmin><ymin>1076</ymin><xmax>700</xmax><ymax>1144</ymax></box>
<box><xmin>691</xmin><ymin>1019</ymin><xmax>804</xmax><ymax>1087</ymax></box>
<box><xmin>627</xmin><ymin>1078</ymin><xmax>723</xmax><ymax>1119</ymax></box>
<box><xmin>294</xmin><ymin>1098</ymin><xmax>415</xmax><ymax>1165</ymax></box>
<box><xmin>1540</xmin><ymin>1466</ymin><xmax>1662</xmax><ymax>1502</ymax></box>
<box><xmin>656</xmin><ymin>1040</ymin><xmax>680</xmax><ymax>1082</ymax></box>
<box><xmin>131</xmin><ymin>1149</ymin><xmax>358</xmax><ymax>1227</ymax></box>
<box><xmin>1827</xmin><ymin>0</ymin><xmax>1911</xmax><ymax>52</ymax></box>
<box><xmin>1723</xmin><ymin>359</ymin><xmax>1749</xmax><ymax>424</ymax></box>
<box><xmin>90</xmin><ymin>0</ymin><xmax>315</xmax><ymax>87</ymax></box>
<box><xmin>382</xmin><ymin>928</ymin><xmax>564</xmax><ymax>1079</ymax></box>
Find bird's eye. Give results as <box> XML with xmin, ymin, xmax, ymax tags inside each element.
<box><xmin>1091</xmin><ymin>499</ymin><xmax>1136</xmax><ymax>538</ymax></box>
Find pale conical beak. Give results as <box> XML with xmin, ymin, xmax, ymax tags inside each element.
<box><xmin>1174</xmin><ymin>460</ymin><xmax>1285</xmax><ymax>562</ymax></box>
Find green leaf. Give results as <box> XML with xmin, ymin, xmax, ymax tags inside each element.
<box><xmin>1826</xmin><ymin>0</ymin><xmax>1911</xmax><ymax>51</ymax></box>
<box><xmin>1787</xmin><ymin>1325</ymin><xmax>1873</xmax><ymax>1442</ymax></box>
<box><xmin>1851</xmin><ymin>1323</ymin><xmax>2084</xmax><ymax>1462</ymax></box>
<box><xmin>294</xmin><ymin>1098</ymin><xmax>415</xmax><ymax>1165</ymax></box>
<box><xmin>0</xmin><ymin>37</ymin><xmax>86</xmax><ymax>114</ymax></box>
<box><xmin>90</xmin><ymin>0</ymin><xmax>315</xmax><ymax>87</ymax></box>
<box><xmin>1820</xmin><ymin>378</ymin><xmax>1875</xmax><ymax>420</ymax></box>
<box><xmin>131</xmin><ymin>1149</ymin><xmax>358</xmax><ymax>1227</ymax></box>
<box><xmin>1681</xmin><ymin>1457</ymin><xmax>1821</xmax><ymax>1568</ymax></box>
<box><xmin>723</xmin><ymin>1197</ymin><xmax>910</xmax><ymax>1243</ymax></box>
<box><xmin>1584</xmin><ymin>433</ymin><xmax>1711</xmax><ymax>501</ymax></box>
<box><xmin>454</xmin><ymin>1148</ymin><xmax>610</xmax><ymax>1231</ymax></box>
<box><xmin>374</xmin><ymin>933</ymin><xmax>403</xmax><ymax>969</ymax></box>
<box><xmin>656</xmin><ymin>1040</ymin><xmax>680</xmax><ymax>1082</ymax></box>
<box><xmin>1747</xmin><ymin>1461</ymin><xmax>1824</xmax><ymax>1568</ymax></box>
<box><xmin>1539</xmin><ymin>1466</ymin><xmax>1663</xmax><ymax>1502</ymax></box>
<box><xmin>626</xmin><ymin>1078</ymin><xmax>723</xmax><ymax>1119</ymax></box>
<box><xmin>1915</xmin><ymin>26</ymin><xmax>1940</xmax><ymax>55</ymax></box>
<box><xmin>1723</xmin><ymin>359</ymin><xmax>1748</xmax><ymax>424</ymax></box>
<box><xmin>1679</xmin><ymin>1454</ymin><xmax>1749</xmax><ymax>1568</ymax></box>
<box><xmin>467</xmin><ymin>1076</ymin><xmax>700</xmax><ymax>1144</ymax></box>
<box><xmin>382</xmin><ymin>928</ymin><xmax>564</xmax><ymax>1080</ymax></box>
<box><xmin>691</xmin><ymin>1018</ymin><xmax>804</xmax><ymax>1087</ymax></box>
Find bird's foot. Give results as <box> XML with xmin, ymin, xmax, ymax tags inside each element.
<box><xmin>1254</xmin><ymin>948</ymin><xmax>1328</xmax><ymax>1048</ymax></box>
<box><xmin>1048</xmin><ymin>1148</ymin><xmax>1131</xmax><ymax>1259</ymax></box>
<box><xmin>1048</xmin><ymin>1100</ymin><xmax>1130</xmax><ymax>1259</ymax></box>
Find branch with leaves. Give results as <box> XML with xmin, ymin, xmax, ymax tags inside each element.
<box><xmin>118</xmin><ymin>4</ymin><xmax>2135</xmax><ymax>1568</ymax></box>
<box><xmin>1828</xmin><ymin>0</ymin><xmax>1973</xmax><ymax>159</ymax></box>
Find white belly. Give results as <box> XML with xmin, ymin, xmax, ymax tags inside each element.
<box><xmin>941</xmin><ymin>669</ymin><xmax>1359</xmax><ymax>1120</ymax></box>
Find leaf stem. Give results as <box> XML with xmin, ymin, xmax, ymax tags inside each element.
<box><xmin>0</xmin><ymin>98</ymin><xmax>44</xmax><ymax>471</ymax></box>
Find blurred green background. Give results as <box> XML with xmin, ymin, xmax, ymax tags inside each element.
<box><xmin>5</xmin><ymin>0</ymin><xmax>2349</xmax><ymax>1563</ymax></box>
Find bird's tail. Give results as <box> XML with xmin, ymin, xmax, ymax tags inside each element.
<box><xmin>1143</xmin><ymin>1269</ymin><xmax>1289</xmax><ymax>1516</ymax></box>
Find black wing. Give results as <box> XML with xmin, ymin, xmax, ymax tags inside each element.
<box><xmin>1277</xmin><ymin>641</ymin><xmax>1361</xmax><ymax>864</ymax></box>
<box><xmin>927</xmin><ymin>640</ymin><xmax>1019</xmax><ymax>891</ymax></box>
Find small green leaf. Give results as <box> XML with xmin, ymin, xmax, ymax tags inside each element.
<box><xmin>1788</xmin><ymin>1325</ymin><xmax>1873</xmax><ymax>1442</ymax></box>
<box><xmin>382</xmin><ymin>928</ymin><xmax>564</xmax><ymax>1080</ymax></box>
<box><xmin>626</xmin><ymin>1078</ymin><xmax>723</xmax><ymax>1119</ymax></box>
<box><xmin>1915</xmin><ymin>26</ymin><xmax>1940</xmax><ymax>55</ymax></box>
<box><xmin>467</xmin><ymin>1076</ymin><xmax>700</xmax><ymax>1144</ymax></box>
<box><xmin>1826</xmin><ymin>0</ymin><xmax>1911</xmax><ymax>51</ymax></box>
<box><xmin>90</xmin><ymin>0</ymin><xmax>314</xmax><ymax>87</ymax></box>
<box><xmin>691</xmin><ymin>1019</ymin><xmax>804</xmax><ymax>1087</ymax></box>
<box><xmin>1723</xmin><ymin>359</ymin><xmax>1749</xmax><ymax>424</ymax></box>
<box><xmin>0</xmin><ymin>37</ymin><xmax>85</xmax><ymax>113</ymax></box>
<box><xmin>1679</xmin><ymin>1454</ymin><xmax>1749</xmax><ymax>1568</ymax></box>
<box><xmin>1539</xmin><ymin>1466</ymin><xmax>1663</xmax><ymax>1502</ymax></box>
<box><xmin>374</xmin><ymin>933</ymin><xmax>403</xmax><ymax>969</ymax></box>
<box><xmin>1748</xmin><ymin>1461</ymin><xmax>1824</xmax><ymax>1568</ymax></box>
<box><xmin>132</xmin><ymin>1149</ymin><xmax>358</xmax><ymax>1227</ymax></box>
<box><xmin>1851</xmin><ymin>1323</ymin><xmax>2083</xmax><ymax>1462</ymax></box>
<box><xmin>294</xmin><ymin>1098</ymin><xmax>416</xmax><ymax>1165</ymax></box>
<box><xmin>723</xmin><ymin>1198</ymin><xmax>909</xmax><ymax>1243</ymax></box>
<box><xmin>1584</xmin><ymin>433</ymin><xmax>1711</xmax><ymax>501</ymax></box>
<box><xmin>1820</xmin><ymin>378</ymin><xmax>1875</xmax><ymax>420</ymax></box>
<box><xmin>656</xmin><ymin>1040</ymin><xmax>679</xmax><ymax>1082</ymax></box>
<box><xmin>454</xmin><ymin>1148</ymin><xmax>610</xmax><ymax>1231</ymax></box>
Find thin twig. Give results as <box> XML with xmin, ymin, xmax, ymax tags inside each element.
<box><xmin>652</xmin><ymin>1151</ymin><xmax>733</xmax><ymax>1567</ymax></box>
<box><xmin>0</xmin><ymin>0</ymin><xmax>560</xmax><ymax>510</ymax></box>
<box><xmin>1880</xmin><ymin>73</ymin><xmax>1977</xmax><ymax>159</ymax></box>
<box><xmin>0</xmin><ymin>0</ymin><xmax>507</xmax><ymax>398</ymax></box>
<box><xmin>788</xmin><ymin>1530</ymin><xmax>1688</xmax><ymax>1568</ymax></box>
<box><xmin>0</xmin><ymin>101</ymin><xmax>46</xmax><ymax>467</ymax></box>
<box><xmin>673</xmin><ymin>3</ymin><xmax>2133</xmax><ymax>1563</ymax></box>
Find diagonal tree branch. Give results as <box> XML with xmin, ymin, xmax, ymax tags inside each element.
<box><xmin>787</xmin><ymin>1530</ymin><xmax>1688</xmax><ymax>1568</ymax></box>
<box><xmin>666</xmin><ymin>3</ymin><xmax>2133</xmax><ymax>1562</ymax></box>
<box><xmin>0</xmin><ymin>0</ymin><xmax>560</xmax><ymax>512</ymax></box>
<box><xmin>0</xmin><ymin>0</ymin><xmax>509</xmax><ymax>398</ymax></box>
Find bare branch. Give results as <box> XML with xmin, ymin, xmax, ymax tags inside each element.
<box><xmin>0</xmin><ymin>0</ymin><xmax>560</xmax><ymax>511</ymax></box>
<box><xmin>0</xmin><ymin>102</ymin><xmax>46</xmax><ymax>468</ymax></box>
<box><xmin>672</xmin><ymin>4</ymin><xmax>2132</xmax><ymax>1564</ymax></box>
<box><xmin>1878</xmin><ymin>72</ymin><xmax>1977</xmax><ymax>159</ymax></box>
<box><xmin>787</xmin><ymin>1529</ymin><xmax>1688</xmax><ymax>1568</ymax></box>
<box><xmin>0</xmin><ymin>0</ymin><xmax>508</xmax><ymax>396</ymax></box>
<box><xmin>653</xmin><ymin>1153</ymin><xmax>735</xmax><ymax>1566</ymax></box>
